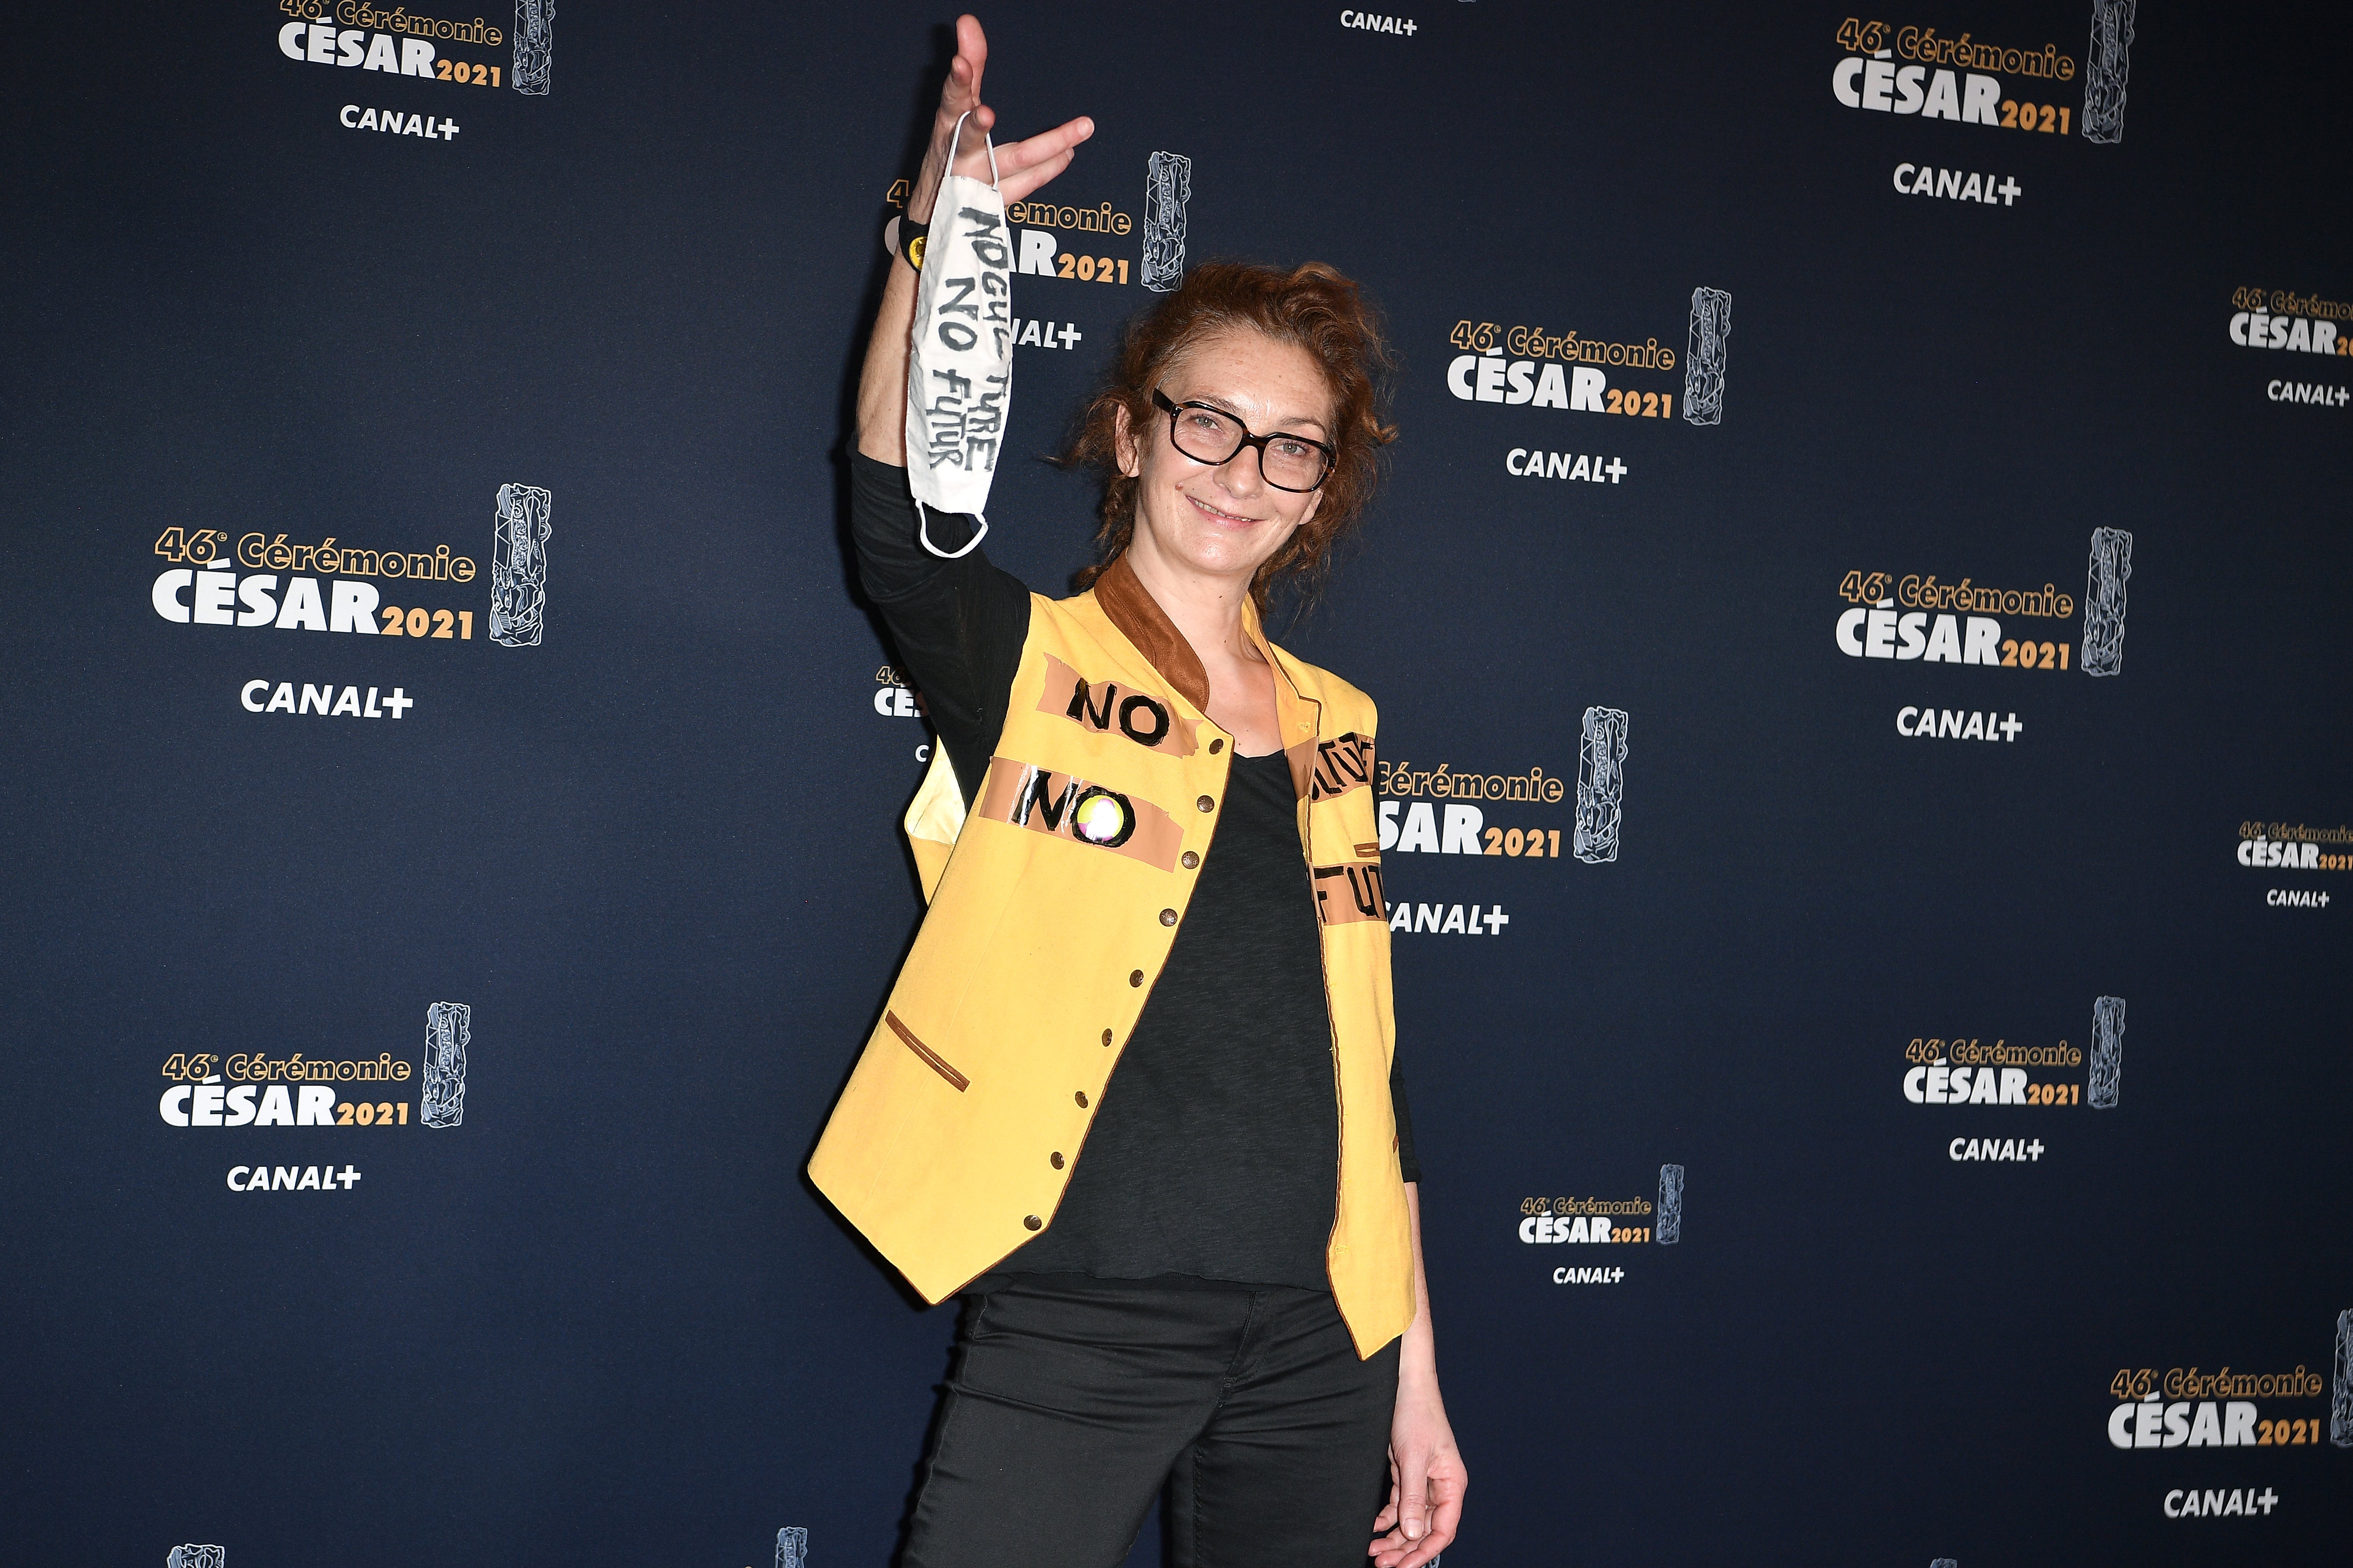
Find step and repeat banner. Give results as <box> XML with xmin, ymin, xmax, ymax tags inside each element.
<box><xmin>3</xmin><ymin>3</ymin><xmax>2347</xmax><ymax>1565</ymax></box>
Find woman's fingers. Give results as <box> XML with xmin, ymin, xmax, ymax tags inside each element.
<box><xmin>909</xmin><ymin>18</ymin><xmax>994</xmax><ymax>219</ymax></box>
<box><xmin>993</xmin><ymin>116</ymin><xmax>1094</xmax><ymax>201</ymax></box>
<box><xmin>954</xmin><ymin>13</ymin><xmax>986</xmax><ymax>102</ymax></box>
<box><xmin>1395</xmin><ymin>1457</ymin><xmax>1432</xmax><ymax>1542</ymax></box>
<box><xmin>937</xmin><ymin>14</ymin><xmax>985</xmax><ymax>119</ymax></box>
<box><xmin>996</xmin><ymin>147</ymin><xmax>1071</xmax><ymax>204</ymax></box>
<box><xmin>1366</xmin><ymin>1449</ymin><xmax>1403</xmax><ymax>1547</ymax></box>
<box><xmin>999</xmin><ymin>116</ymin><xmax>1094</xmax><ymax>173</ymax></box>
<box><xmin>1371</xmin><ymin>1450</ymin><xmax>1402</xmax><ymax>1531</ymax></box>
<box><xmin>942</xmin><ymin>16</ymin><xmax>990</xmax><ymax>160</ymax></box>
<box><xmin>1395</xmin><ymin>1450</ymin><xmax>1465</xmax><ymax>1568</ymax></box>
<box><xmin>1368</xmin><ymin>1442</ymin><xmax>1463</xmax><ymax>1568</ymax></box>
<box><xmin>916</xmin><ymin>20</ymin><xmax>1092</xmax><ymax>202</ymax></box>
<box><xmin>945</xmin><ymin>104</ymin><xmax>1001</xmax><ymax>182</ymax></box>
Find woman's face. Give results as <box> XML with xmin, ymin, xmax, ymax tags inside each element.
<box><xmin>1118</xmin><ymin>327</ymin><xmax>1334</xmax><ymax>587</ymax></box>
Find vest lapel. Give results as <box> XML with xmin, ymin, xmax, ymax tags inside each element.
<box><xmin>1092</xmin><ymin>555</ymin><xmax>1332</xmax><ymax>795</ymax></box>
<box><xmin>1243</xmin><ymin>597</ymin><xmax>1327</xmax><ymax>798</ymax></box>
<box><xmin>1090</xmin><ymin>555</ymin><xmax>1210</xmax><ymax>713</ymax></box>
<box><xmin>1091</xmin><ymin>556</ymin><xmax>1327</xmax><ymax>741</ymax></box>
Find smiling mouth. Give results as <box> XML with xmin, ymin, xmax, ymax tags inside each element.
<box><xmin>1185</xmin><ymin>493</ymin><xmax>1263</xmax><ymax>527</ymax></box>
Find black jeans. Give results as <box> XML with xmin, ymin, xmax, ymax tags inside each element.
<box><xmin>901</xmin><ymin>1276</ymin><xmax>1400</xmax><ymax>1568</ymax></box>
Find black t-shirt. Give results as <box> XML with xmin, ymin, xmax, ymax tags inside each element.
<box><xmin>848</xmin><ymin>452</ymin><xmax>1419</xmax><ymax>1292</ymax></box>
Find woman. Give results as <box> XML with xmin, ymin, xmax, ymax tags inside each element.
<box><xmin>809</xmin><ymin>18</ymin><xmax>1464</xmax><ymax>1567</ymax></box>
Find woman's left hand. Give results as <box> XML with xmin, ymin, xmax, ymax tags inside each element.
<box><xmin>1369</xmin><ymin>1372</ymin><xmax>1465</xmax><ymax>1568</ymax></box>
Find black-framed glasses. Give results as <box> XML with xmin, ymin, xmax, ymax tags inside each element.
<box><xmin>1151</xmin><ymin>389</ymin><xmax>1336</xmax><ymax>493</ymax></box>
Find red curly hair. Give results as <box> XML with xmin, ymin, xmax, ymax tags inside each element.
<box><xmin>1066</xmin><ymin>260</ymin><xmax>1397</xmax><ymax>608</ymax></box>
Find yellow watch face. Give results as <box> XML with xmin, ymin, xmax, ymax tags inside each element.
<box><xmin>907</xmin><ymin>234</ymin><xmax>926</xmax><ymax>269</ymax></box>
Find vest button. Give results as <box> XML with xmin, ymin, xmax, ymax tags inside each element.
<box><xmin>1209</xmin><ymin>738</ymin><xmax>1223</xmax><ymax>753</ymax></box>
<box><xmin>1074</xmin><ymin>1090</ymin><xmax>1089</xmax><ymax>1108</ymax></box>
<box><xmin>1197</xmin><ymin>795</ymin><xmax>1214</xmax><ymax>812</ymax></box>
<box><xmin>1050</xmin><ymin>1151</ymin><xmax>1065</xmax><ymax>1169</ymax></box>
<box><xmin>1101</xmin><ymin>1028</ymin><xmax>1114</xmax><ymax>1045</ymax></box>
<box><xmin>1129</xmin><ymin>969</ymin><xmax>1144</xmax><ymax>987</ymax></box>
<box><xmin>1023</xmin><ymin>1214</ymin><xmax>1042</xmax><ymax>1231</ymax></box>
<box><xmin>1181</xmin><ymin>851</ymin><xmax>1199</xmax><ymax>870</ymax></box>
<box><xmin>1159</xmin><ymin>908</ymin><xmax>1177</xmax><ymax>927</ymax></box>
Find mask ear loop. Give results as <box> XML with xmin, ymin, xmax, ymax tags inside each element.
<box><xmin>915</xmin><ymin>499</ymin><xmax>987</xmax><ymax>558</ymax></box>
<box><xmin>918</xmin><ymin>109</ymin><xmax>1003</xmax><ymax>561</ymax></box>
<box><xmin>924</xmin><ymin>110</ymin><xmax>1003</xmax><ymax>218</ymax></box>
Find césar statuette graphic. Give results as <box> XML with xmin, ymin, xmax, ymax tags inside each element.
<box><xmin>2088</xmin><ymin>995</ymin><xmax>2126</xmax><ymax>1108</ymax></box>
<box><xmin>1575</xmin><ymin>706</ymin><xmax>1629</xmax><ymax>864</ymax></box>
<box><xmin>1682</xmin><ymin>286</ymin><xmax>1731</xmax><ymax>426</ymax></box>
<box><xmin>513</xmin><ymin>0</ymin><xmax>553</xmax><ymax>95</ymax></box>
<box><xmin>1142</xmin><ymin>151</ymin><xmax>1191</xmax><ymax>294</ymax></box>
<box><xmin>422</xmin><ymin>1002</ymin><xmax>471</xmax><ymax>1130</ymax></box>
<box><xmin>490</xmin><ymin>483</ymin><xmax>553</xmax><ymax>648</ymax></box>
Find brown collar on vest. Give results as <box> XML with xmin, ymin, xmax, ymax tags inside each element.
<box><xmin>1092</xmin><ymin>554</ymin><xmax>1212</xmax><ymax>712</ymax></box>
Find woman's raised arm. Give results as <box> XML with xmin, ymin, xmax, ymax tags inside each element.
<box><xmin>855</xmin><ymin>14</ymin><xmax>1094</xmax><ymax>465</ymax></box>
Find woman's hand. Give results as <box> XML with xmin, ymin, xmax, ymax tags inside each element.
<box><xmin>858</xmin><ymin>14</ymin><xmax>1092</xmax><ymax>463</ymax></box>
<box><xmin>904</xmin><ymin>15</ymin><xmax>1093</xmax><ymax>225</ymax></box>
<box><xmin>1370</xmin><ymin>1375</ymin><xmax>1466</xmax><ymax>1568</ymax></box>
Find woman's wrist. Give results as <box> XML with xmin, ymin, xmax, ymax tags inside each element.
<box><xmin>854</xmin><ymin>257</ymin><xmax>918</xmax><ymax>465</ymax></box>
<box><xmin>1397</xmin><ymin>1332</ymin><xmax>1442</xmax><ymax>1391</ymax></box>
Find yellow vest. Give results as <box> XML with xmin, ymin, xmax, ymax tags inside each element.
<box><xmin>808</xmin><ymin>557</ymin><xmax>1414</xmax><ymax>1356</ymax></box>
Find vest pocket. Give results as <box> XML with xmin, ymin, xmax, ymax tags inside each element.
<box><xmin>884</xmin><ymin>1010</ymin><xmax>968</xmax><ymax>1092</ymax></box>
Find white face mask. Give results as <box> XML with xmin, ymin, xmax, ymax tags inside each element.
<box><xmin>906</xmin><ymin>113</ymin><xmax>1013</xmax><ymax>558</ymax></box>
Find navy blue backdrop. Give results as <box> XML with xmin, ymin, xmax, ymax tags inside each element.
<box><xmin>4</xmin><ymin>3</ymin><xmax>2349</xmax><ymax>1565</ymax></box>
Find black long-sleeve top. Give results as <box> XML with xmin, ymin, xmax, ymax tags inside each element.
<box><xmin>851</xmin><ymin>454</ymin><xmax>1418</xmax><ymax>1292</ymax></box>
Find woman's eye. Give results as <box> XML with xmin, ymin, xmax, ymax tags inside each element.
<box><xmin>1271</xmin><ymin>439</ymin><xmax>1312</xmax><ymax>459</ymax></box>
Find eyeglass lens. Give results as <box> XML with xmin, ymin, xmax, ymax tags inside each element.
<box><xmin>1168</xmin><ymin>405</ymin><xmax>1329</xmax><ymax>491</ymax></box>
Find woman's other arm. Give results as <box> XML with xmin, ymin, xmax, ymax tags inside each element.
<box><xmin>856</xmin><ymin>15</ymin><xmax>1091</xmax><ymax>462</ymax></box>
<box><xmin>847</xmin><ymin>16</ymin><xmax>1091</xmax><ymax>800</ymax></box>
<box><xmin>1370</xmin><ymin>1182</ymin><xmax>1466</xmax><ymax>1568</ymax></box>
